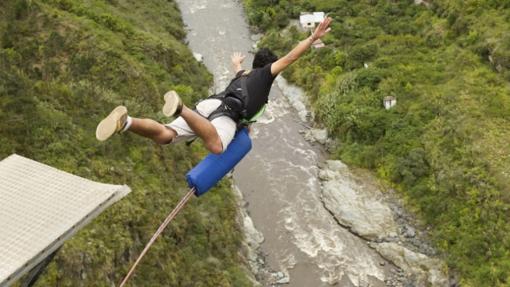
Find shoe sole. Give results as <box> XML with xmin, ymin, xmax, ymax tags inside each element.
<box><xmin>96</xmin><ymin>106</ymin><xmax>127</xmax><ymax>141</ymax></box>
<box><xmin>162</xmin><ymin>91</ymin><xmax>180</xmax><ymax>117</ymax></box>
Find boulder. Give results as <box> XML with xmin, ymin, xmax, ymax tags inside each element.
<box><xmin>320</xmin><ymin>161</ymin><xmax>398</xmax><ymax>240</ymax></box>
<box><xmin>322</xmin><ymin>179</ymin><xmax>398</xmax><ymax>240</ymax></box>
<box><xmin>304</xmin><ymin>128</ymin><xmax>328</xmax><ymax>145</ymax></box>
<box><xmin>326</xmin><ymin>160</ymin><xmax>348</xmax><ymax>173</ymax></box>
<box><xmin>193</xmin><ymin>52</ymin><xmax>203</xmax><ymax>62</ymax></box>
<box><xmin>374</xmin><ymin>242</ymin><xmax>449</xmax><ymax>286</ymax></box>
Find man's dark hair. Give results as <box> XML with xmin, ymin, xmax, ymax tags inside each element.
<box><xmin>252</xmin><ymin>48</ymin><xmax>278</xmax><ymax>69</ymax></box>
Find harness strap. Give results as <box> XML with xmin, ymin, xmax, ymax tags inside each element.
<box><xmin>207</xmin><ymin>75</ymin><xmax>249</xmax><ymax>124</ymax></box>
<box><xmin>239</xmin><ymin>73</ymin><xmax>249</xmax><ymax>117</ymax></box>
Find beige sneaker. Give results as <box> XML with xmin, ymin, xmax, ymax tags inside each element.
<box><xmin>96</xmin><ymin>106</ymin><xmax>128</xmax><ymax>141</ymax></box>
<box><xmin>162</xmin><ymin>90</ymin><xmax>183</xmax><ymax>117</ymax></box>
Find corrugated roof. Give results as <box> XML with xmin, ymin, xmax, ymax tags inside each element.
<box><xmin>0</xmin><ymin>154</ymin><xmax>130</xmax><ymax>286</ymax></box>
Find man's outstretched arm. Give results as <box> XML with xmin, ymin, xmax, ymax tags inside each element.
<box><xmin>271</xmin><ymin>17</ymin><xmax>333</xmax><ymax>76</ymax></box>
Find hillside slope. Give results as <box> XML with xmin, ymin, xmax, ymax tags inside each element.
<box><xmin>0</xmin><ymin>0</ymin><xmax>251</xmax><ymax>286</ymax></box>
<box><xmin>243</xmin><ymin>0</ymin><xmax>510</xmax><ymax>285</ymax></box>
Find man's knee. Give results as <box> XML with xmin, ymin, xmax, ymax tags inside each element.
<box><xmin>205</xmin><ymin>138</ymin><xmax>223</xmax><ymax>154</ymax></box>
<box><xmin>153</xmin><ymin>127</ymin><xmax>176</xmax><ymax>145</ymax></box>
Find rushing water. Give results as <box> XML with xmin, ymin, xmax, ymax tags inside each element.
<box><xmin>175</xmin><ymin>1</ymin><xmax>395</xmax><ymax>286</ymax></box>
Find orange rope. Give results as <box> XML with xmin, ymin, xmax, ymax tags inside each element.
<box><xmin>118</xmin><ymin>188</ymin><xmax>196</xmax><ymax>287</ymax></box>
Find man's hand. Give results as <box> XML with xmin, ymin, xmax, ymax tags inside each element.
<box><xmin>270</xmin><ymin>17</ymin><xmax>333</xmax><ymax>76</ymax></box>
<box><xmin>231</xmin><ymin>52</ymin><xmax>246</xmax><ymax>73</ymax></box>
<box><xmin>311</xmin><ymin>17</ymin><xmax>333</xmax><ymax>42</ymax></box>
<box><xmin>231</xmin><ymin>52</ymin><xmax>246</xmax><ymax>65</ymax></box>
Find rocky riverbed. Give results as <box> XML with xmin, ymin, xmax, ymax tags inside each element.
<box><xmin>287</xmin><ymin>77</ymin><xmax>452</xmax><ymax>286</ymax></box>
<box><xmin>234</xmin><ymin>75</ymin><xmax>453</xmax><ymax>287</ymax></box>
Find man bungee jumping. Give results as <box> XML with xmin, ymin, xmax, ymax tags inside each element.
<box><xmin>95</xmin><ymin>17</ymin><xmax>332</xmax><ymax>152</ymax></box>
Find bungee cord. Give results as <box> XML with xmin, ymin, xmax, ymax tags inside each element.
<box><xmin>119</xmin><ymin>188</ymin><xmax>196</xmax><ymax>287</ymax></box>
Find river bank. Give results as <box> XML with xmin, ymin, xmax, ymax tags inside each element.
<box><xmin>272</xmin><ymin>76</ymin><xmax>451</xmax><ymax>286</ymax></box>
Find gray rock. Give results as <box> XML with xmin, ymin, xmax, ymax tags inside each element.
<box><xmin>276</xmin><ymin>276</ymin><xmax>290</xmax><ymax>284</ymax></box>
<box><xmin>275</xmin><ymin>76</ymin><xmax>309</xmax><ymax>122</ymax></box>
<box><xmin>233</xmin><ymin>185</ymin><xmax>265</xmax><ymax>277</ymax></box>
<box><xmin>271</xmin><ymin>271</ymin><xmax>290</xmax><ymax>285</ymax></box>
<box><xmin>392</xmin><ymin>206</ymin><xmax>404</xmax><ymax>218</ymax></box>
<box><xmin>318</xmin><ymin>169</ymin><xmax>337</xmax><ymax>181</ymax></box>
<box><xmin>304</xmin><ymin>128</ymin><xmax>328</xmax><ymax>144</ymax></box>
<box><xmin>320</xmin><ymin>169</ymin><xmax>398</xmax><ymax>240</ymax></box>
<box><xmin>404</xmin><ymin>227</ymin><xmax>416</xmax><ymax>238</ymax></box>
<box><xmin>193</xmin><ymin>52</ymin><xmax>203</xmax><ymax>62</ymax></box>
<box><xmin>326</xmin><ymin>160</ymin><xmax>348</xmax><ymax>173</ymax></box>
<box><xmin>374</xmin><ymin>242</ymin><xmax>449</xmax><ymax>286</ymax></box>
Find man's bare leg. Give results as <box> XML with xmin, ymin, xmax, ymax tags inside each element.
<box><xmin>128</xmin><ymin>106</ymin><xmax>222</xmax><ymax>153</ymax></box>
<box><xmin>129</xmin><ymin>118</ymin><xmax>176</xmax><ymax>145</ymax></box>
<box><xmin>178</xmin><ymin>105</ymin><xmax>223</xmax><ymax>154</ymax></box>
<box><xmin>161</xmin><ymin>90</ymin><xmax>224</xmax><ymax>154</ymax></box>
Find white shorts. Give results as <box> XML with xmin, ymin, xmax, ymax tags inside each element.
<box><xmin>165</xmin><ymin>99</ymin><xmax>237</xmax><ymax>150</ymax></box>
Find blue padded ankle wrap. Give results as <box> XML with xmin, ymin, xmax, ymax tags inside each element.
<box><xmin>186</xmin><ymin>128</ymin><xmax>252</xmax><ymax>197</ymax></box>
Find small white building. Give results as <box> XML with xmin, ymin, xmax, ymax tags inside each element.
<box><xmin>383</xmin><ymin>96</ymin><xmax>397</xmax><ymax>110</ymax></box>
<box><xmin>414</xmin><ymin>0</ymin><xmax>431</xmax><ymax>7</ymax></box>
<box><xmin>299</xmin><ymin>12</ymin><xmax>325</xmax><ymax>30</ymax></box>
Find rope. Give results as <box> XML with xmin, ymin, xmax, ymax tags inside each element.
<box><xmin>118</xmin><ymin>188</ymin><xmax>196</xmax><ymax>287</ymax></box>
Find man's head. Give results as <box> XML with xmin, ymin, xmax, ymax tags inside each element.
<box><xmin>252</xmin><ymin>48</ymin><xmax>278</xmax><ymax>69</ymax></box>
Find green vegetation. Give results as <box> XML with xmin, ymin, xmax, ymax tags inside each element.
<box><xmin>1</xmin><ymin>0</ymin><xmax>251</xmax><ymax>286</ymax></box>
<box><xmin>244</xmin><ymin>0</ymin><xmax>510</xmax><ymax>285</ymax></box>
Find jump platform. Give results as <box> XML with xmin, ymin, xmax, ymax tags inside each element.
<box><xmin>0</xmin><ymin>154</ymin><xmax>130</xmax><ymax>286</ymax></box>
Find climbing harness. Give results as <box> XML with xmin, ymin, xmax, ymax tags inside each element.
<box><xmin>207</xmin><ymin>71</ymin><xmax>250</xmax><ymax>123</ymax></box>
<box><xmin>207</xmin><ymin>69</ymin><xmax>267</xmax><ymax>126</ymax></box>
<box><xmin>185</xmin><ymin>73</ymin><xmax>265</xmax><ymax>147</ymax></box>
<box><xmin>118</xmin><ymin>128</ymin><xmax>252</xmax><ymax>286</ymax></box>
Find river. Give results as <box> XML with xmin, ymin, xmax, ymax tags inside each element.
<box><xmin>175</xmin><ymin>1</ymin><xmax>447</xmax><ymax>286</ymax></box>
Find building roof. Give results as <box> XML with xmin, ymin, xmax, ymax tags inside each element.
<box><xmin>300</xmin><ymin>12</ymin><xmax>325</xmax><ymax>24</ymax></box>
<box><xmin>0</xmin><ymin>154</ymin><xmax>130</xmax><ymax>286</ymax></box>
<box><xmin>313</xmin><ymin>12</ymin><xmax>325</xmax><ymax>22</ymax></box>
